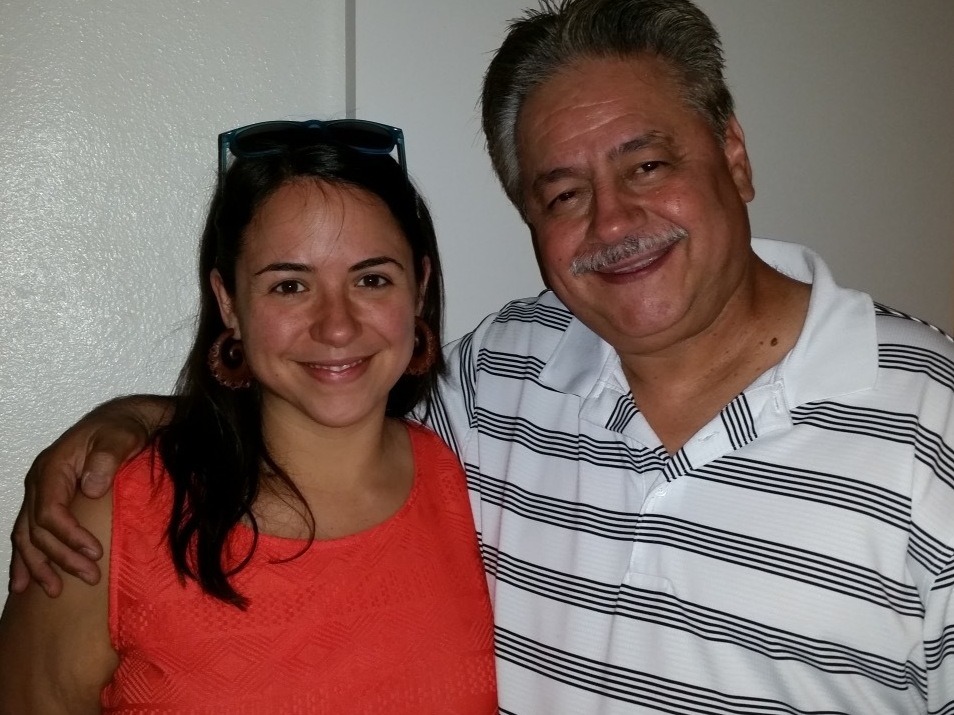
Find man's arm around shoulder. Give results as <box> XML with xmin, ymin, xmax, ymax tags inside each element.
<box><xmin>9</xmin><ymin>394</ymin><xmax>172</xmax><ymax>596</ymax></box>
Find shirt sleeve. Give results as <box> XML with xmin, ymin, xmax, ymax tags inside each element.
<box><xmin>422</xmin><ymin>323</ymin><xmax>485</xmax><ymax>461</ymax></box>
<box><xmin>917</xmin><ymin>381</ymin><xmax>954</xmax><ymax>711</ymax></box>
<box><xmin>925</xmin><ymin>558</ymin><xmax>954</xmax><ymax>711</ymax></box>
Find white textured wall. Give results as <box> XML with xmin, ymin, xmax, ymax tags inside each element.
<box><xmin>0</xmin><ymin>0</ymin><xmax>347</xmax><ymax>606</ymax></box>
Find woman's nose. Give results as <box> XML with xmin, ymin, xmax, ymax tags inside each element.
<box><xmin>310</xmin><ymin>295</ymin><xmax>360</xmax><ymax>346</ymax></box>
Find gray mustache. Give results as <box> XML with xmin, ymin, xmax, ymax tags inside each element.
<box><xmin>569</xmin><ymin>227</ymin><xmax>688</xmax><ymax>276</ymax></box>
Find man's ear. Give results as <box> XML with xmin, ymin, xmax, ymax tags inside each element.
<box><xmin>527</xmin><ymin>224</ymin><xmax>553</xmax><ymax>291</ymax></box>
<box><xmin>210</xmin><ymin>269</ymin><xmax>240</xmax><ymax>338</ymax></box>
<box><xmin>724</xmin><ymin>115</ymin><xmax>755</xmax><ymax>203</ymax></box>
<box><xmin>415</xmin><ymin>257</ymin><xmax>432</xmax><ymax>315</ymax></box>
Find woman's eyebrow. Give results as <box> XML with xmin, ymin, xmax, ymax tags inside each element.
<box><xmin>253</xmin><ymin>262</ymin><xmax>311</xmax><ymax>276</ymax></box>
<box><xmin>350</xmin><ymin>256</ymin><xmax>405</xmax><ymax>273</ymax></box>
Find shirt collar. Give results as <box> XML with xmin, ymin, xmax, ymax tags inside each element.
<box><xmin>537</xmin><ymin>295</ymin><xmax>618</xmax><ymax>398</ymax></box>
<box><xmin>537</xmin><ymin>238</ymin><xmax>879</xmax><ymax>407</ymax></box>
<box><xmin>753</xmin><ymin>238</ymin><xmax>878</xmax><ymax>406</ymax></box>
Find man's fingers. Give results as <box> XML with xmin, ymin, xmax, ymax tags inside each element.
<box><xmin>15</xmin><ymin>395</ymin><xmax>159</xmax><ymax>594</ymax></box>
<box><xmin>27</xmin><ymin>517</ymin><xmax>101</xmax><ymax>585</ymax></box>
<box><xmin>10</xmin><ymin>514</ymin><xmax>64</xmax><ymax>596</ymax></box>
<box><xmin>8</xmin><ymin>548</ymin><xmax>32</xmax><ymax>594</ymax></box>
<box><xmin>8</xmin><ymin>510</ymin><xmax>34</xmax><ymax>594</ymax></box>
<box><xmin>79</xmin><ymin>419</ymin><xmax>148</xmax><ymax>498</ymax></box>
<box><xmin>33</xmin><ymin>500</ymin><xmax>103</xmax><ymax>568</ymax></box>
<box><xmin>31</xmin><ymin>456</ymin><xmax>104</xmax><ymax>566</ymax></box>
<box><xmin>80</xmin><ymin>450</ymin><xmax>125</xmax><ymax>499</ymax></box>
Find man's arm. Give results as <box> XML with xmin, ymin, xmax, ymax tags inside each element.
<box><xmin>8</xmin><ymin>395</ymin><xmax>172</xmax><ymax>596</ymax></box>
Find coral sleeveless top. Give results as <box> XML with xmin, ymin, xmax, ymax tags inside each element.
<box><xmin>101</xmin><ymin>423</ymin><xmax>497</xmax><ymax>713</ymax></box>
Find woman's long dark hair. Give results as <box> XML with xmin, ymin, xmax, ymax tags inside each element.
<box><xmin>156</xmin><ymin>139</ymin><xmax>445</xmax><ymax>608</ymax></box>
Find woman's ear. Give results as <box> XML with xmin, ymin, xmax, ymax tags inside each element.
<box><xmin>210</xmin><ymin>269</ymin><xmax>240</xmax><ymax>338</ymax></box>
<box><xmin>416</xmin><ymin>257</ymin><xmax>432</xmax><ymax>315</ymax></box>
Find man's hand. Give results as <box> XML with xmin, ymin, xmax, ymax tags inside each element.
<box><xmin>8</xmin><ymin>395</ymin><xmax>172</xmax><ymax>596</ymax></box>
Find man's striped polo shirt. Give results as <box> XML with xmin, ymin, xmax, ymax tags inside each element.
<box><xmin>427</xmin><ymin>238</ymin><xmax>954</xmax><ymax>714</ymax></box>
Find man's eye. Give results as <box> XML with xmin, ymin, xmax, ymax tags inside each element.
<box><xmin>547</xmin><ymin>190</ymin><xmax>577</xmax><ymax>210</ymax></box>
<box><xmin>637</xmin><ymin>161</ymin><xmax>665</xmax><ymax>174</ymax></box>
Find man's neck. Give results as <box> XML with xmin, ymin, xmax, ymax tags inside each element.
<box><xmin>619</xmin><ymin>260</ymin><xmax>811</xmax><ymax>454</ymax></box>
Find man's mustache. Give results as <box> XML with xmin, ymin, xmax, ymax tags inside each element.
<box><xmin>569</xmin><ymin>227</ymin><xmax>688</xmax><ymax>276</ymax></box>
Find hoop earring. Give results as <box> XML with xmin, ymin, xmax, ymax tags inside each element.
<box><xmin>208</xmin><ymin>329</ymin><xmax>253</xmax><ymax>389</ymax></box>
<box><xmin>405</xmin><ymin>317</ymin><xmax>438</xmax><ymax>376</ymax></box>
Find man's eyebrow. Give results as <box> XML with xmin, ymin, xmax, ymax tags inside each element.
<box><xmin>530</xmin><ymin>131</ymin><xmax>671</xmax><ymax>193</ymax></box>
<box><xmin>608</xmin><ymin>131</ymin><xmax>668</xmax><ymax>161</ymax></box>
<box><xmin>254</xmin><ymin>262</ymin><xmax>310</xmax><ymax>276</ymax></box>
<box><xmin>531</xmin><ymin>166</ymin><xmax>578</xmax><ymax>193</ymax></box>
<box><xmin>531</xmin><ymin>166</ymin><xmax>580</xmax><ymax>193</ymax></box>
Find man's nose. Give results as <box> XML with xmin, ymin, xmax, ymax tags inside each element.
<box><xmin>590</xmin><ymin>184</ymin><xmax>646</xmax><ymax>243</ymax></box>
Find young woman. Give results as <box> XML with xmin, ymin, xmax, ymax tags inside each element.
<box><xmin>0</xmin><ymin>120</ymin><xmax>497</xmax><ymax>713</ymax></box>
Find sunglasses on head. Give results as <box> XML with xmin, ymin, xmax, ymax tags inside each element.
<box><xmin>217</xmin><ymin>119</ymin><xmax>407</xmax><ymax>177</ymax></box>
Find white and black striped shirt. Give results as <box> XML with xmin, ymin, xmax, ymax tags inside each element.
<box><xmin>428</xmin><ymin>239</ymin><xmax>954</xmax><ymax>714</ymax></box>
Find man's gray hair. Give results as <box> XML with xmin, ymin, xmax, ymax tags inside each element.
<box><xmin>481</xmin><ymin>0</ymin><xmax>735</xmax><ymax>212</ymax></box>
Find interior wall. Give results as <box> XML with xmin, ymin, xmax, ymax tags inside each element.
<box><xmin>698</xmin><ymin>0</ymin><xmax>954</xmax><ymax>330</ymax></box>
<box><xmin>0</xmin><ymin>0</ymin><xmax>348</xmax><ymax>608</ymax></box>
<box><xmin>354</xmin><ymin>0</ymin><xmax>543</xmax><ymax>342</ymax></box>
<box><xmin>356</xmin><ymin>0</ymin><xmax>954</xmax><ymax>338</ymax></box>
<box><xmin>2</xmin><ymin>0</ymin><xmax>952</xmax><ymax>611</ymax></box>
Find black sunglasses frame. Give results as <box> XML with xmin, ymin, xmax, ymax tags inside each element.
<box><xmin>217</xmin><ymin>119</ymin><xmax>407</xmax><ymax>178</ymax></box>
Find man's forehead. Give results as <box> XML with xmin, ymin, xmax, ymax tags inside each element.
<box><xmin>538</xmin><ymin>51</ymin><xmax>681</xmax><ymax>93</ymax></box>
<box><xmin>517</xmin><ymin>72</ymin><xmax>681</xmax><ymax>152</ymax></box>
<box><xmin>517</xmin><ymin>54</ymin><xmax>687</xmax><ymax>126</ymax></box>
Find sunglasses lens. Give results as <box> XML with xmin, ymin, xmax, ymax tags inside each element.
<box><xmin>324</xmin><ymin>121</ymin><xmax>398</xmax><ymax>153</ymax></box>
<box><xmin>230</xmin><ymin>122</ymin><xmax>302</xmax><ymax>156</ymax></box>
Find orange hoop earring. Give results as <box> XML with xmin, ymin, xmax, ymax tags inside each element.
<box><xmin>405</xmin><ymin>317</ymin><xmax>438</xmax><ymax>376</ymax></box>
<box><xmin>208</xmin><ymin>329</ymin><xmax>253</xmax><ymax>389</ymax></box>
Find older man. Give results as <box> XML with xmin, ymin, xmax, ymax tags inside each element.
<box><xmin>11</xmin><ymin>0</ymin><xmax>954</xmax><ymax>712</ymax></box>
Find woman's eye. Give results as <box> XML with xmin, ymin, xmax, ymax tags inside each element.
<box><xmin>357</xmin><ymin>274</ymin><xmax>391</xmax><ymax>289</ymax></box>
<box><xmin>273</xmin><ymin>280</ymin><xmax>304</xmax><ymax>294</ymax></box>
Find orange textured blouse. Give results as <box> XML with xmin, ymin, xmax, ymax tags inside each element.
<box><xmin>101</xmin><ymin>423</ymin><xmax>497</xmax><ymax>713</ymax></box>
